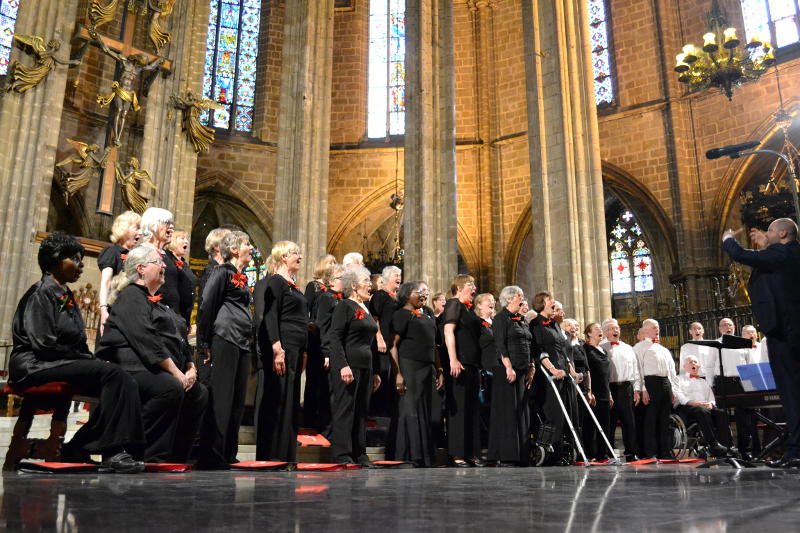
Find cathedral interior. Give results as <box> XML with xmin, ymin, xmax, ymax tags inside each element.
<box><xmin>1</xmin><ymin>0</ymin><xmax>799</xmax><ymax>356</ymax></box>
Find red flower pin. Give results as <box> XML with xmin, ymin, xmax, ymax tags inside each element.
<box><xmin>333</xmin><ymin>292</ymin><xmax>343</xmax><ymax>300</ymax></box>
<box><xmin>411</xmin><ymin>309</ymin><xmax>422</xmax><ymax>318</ymax></box>
<box><xmin>464</xmin><ymin>301</ymin><xmax>473</xmax><ymax>310</ymax></box>
<box><xmin>481</xmin><ymin>320</ymin><xmax>491</xmax><ymax>328</ymax></box>
<box><xmin>542</xmin><ymin>319</ymin><xmax>552</xmax><ymax>326</ymax></box>
<box><xmin>174</xmin><ymin>259</ymin><xmax>184</xmax><ymax>269</ymax></box>
<box><xmin>288</xmin><ymin>280</ymin><xmax>298</xmax><ymax>290</ymax></box>
<box><xmin>120</xmin><ymin>253</ymin><xmax>128</xmax><ymax>261</ymax></box>
<box><xmin>231</xmin><ymin>272</ymin><xmax>248</xmax><ymax>288</ymax></box>
<box><xmin>147</xmin><ymin>294</ymin><xmax>163</xmax><ymax>303</ymax></box>
<box><xmin>354</xmin><ymin>309</ymin><xmax>366</xmax><ymax>320</ymax></box>
<box><xmin>58</xmin><ymin>293</ymin><xmax>75</xmax><ymax>312</ymax></box>
<box><xmin>320</xmin><ymin>283</ymin><xmax>328</xmax><ymax>292</ymax></box>
<box><xmin>511</xmin><ymin>315</ymin><xmax>522</xmax><ymax>321</ymax></box>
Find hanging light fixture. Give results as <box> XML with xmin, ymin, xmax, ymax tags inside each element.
<box><xmin>675</xmin><ymin>0</ymin><xmax>775</xmax><ymax>100</ymax></box>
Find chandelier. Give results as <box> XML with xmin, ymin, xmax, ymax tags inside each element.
<box><xmin>674</xmin><ymin>0</ymin><xmax>775</xmax><ymax>100</ymax></box>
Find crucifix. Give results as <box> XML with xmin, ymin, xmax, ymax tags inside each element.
<box><xmin>75</xmin><ymin>9</ymin><xmax>172</xmax><ymax>214</ymax></box>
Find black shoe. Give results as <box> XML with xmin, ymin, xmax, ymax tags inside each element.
<box><xmin>708</xmin><ymin>442</ymin><xmax>730</xmax><ymax>457</ymax></box>
<box><xmin>100</xmin><ymin>452</ymin><xmax>145</xmax><ymax>474</ymax></box>
<box><xmin>470</xmin><ymin>458</ymin><xmax>488</xmax><ymax>467</ymax></box>
<box><xmin>60</xmin><ymin>444</ymin><xmax>97</xmax><ymax>464</ymax></box>
<box><xmin>452</xmin><ymin>458</ymin><xmax>472</xmax><ymax>468</ymax></box>
<box><xmin>624</xmin><ymin>454</ymin><xmax>639</xmax><ymax>462</ymax></box>
<box><xmin>766</xmin><ymin>455</ymin><xmax>800</xmax><ymax>468</ymax></box>
<box><xmin>357</xmin><ymin>456</ymin><xmax>377</xmax><ymax>468</ymax></box>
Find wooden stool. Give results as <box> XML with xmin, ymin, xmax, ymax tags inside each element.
<box><xmin>2</xmin><ymin>382</ymin><xmax>80</xmax><ymax>471</ymax></box>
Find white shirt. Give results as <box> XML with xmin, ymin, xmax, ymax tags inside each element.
<box><xmin>600</xmin><ymin>340</ymin><xmax>642</xmax><ymax>392</ymax></box>
<box><xmin>674</xmin><ymin>374</ymin><xmax>716</xmax><ymax>406</ymax></box>
<box><xmin>714</xmin><ymin>337</ymin><xmax>754</xmax><ymax>377</ymax></box>
<box><xmin>679</xmin><ymin>341</ymin><xmax>716</xmax><ymax>377</ymax></box>
<box><xmin>634</xmin><ymin>338</ymin><xmax>677</xmax><ymax>388</ymax></box>
<box><xmin>750</xmin><ymin>340</ymin><xmax>768</xmax><ymax>364</ymax></box>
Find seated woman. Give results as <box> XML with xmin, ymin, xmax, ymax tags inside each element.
<box><xmin>9</xmin><ymin>233</ymin><xmax>145</xmax><ymax>473</ymax></box>
<box><xmin>96</xmin><ymin>243</ymin><xmax>209</xmax><ymax>463</ymax></box>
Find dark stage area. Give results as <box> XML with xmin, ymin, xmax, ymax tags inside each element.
<box><xmin>1</xmin><ymin>464</ymin><xmax>799</xmax><ymax>531</ymax></box>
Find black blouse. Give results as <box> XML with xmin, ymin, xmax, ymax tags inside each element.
<box><xmin>391</xmin><ymin>308</ymin><xmax>436</xmax><ymax>364</ymax></box>
<box><xmin>493</xmin><ymin>307</ymin><xmax>532</xmax><ymax>370</ymax></box>
<box><xmin>260</xmin><ymin>274</ymin><xmax>308</xmax><ymax>351</ymax></box>
<box><xmin>304</xmin><ymin>280</ymin><xmax>325</xmax><ymax>321</ymax></box>
<box><xmin>369</xmin><ymin>289</ymin><xmax>398</xmax><ymax>350</ymax></box>
<box><xmin>97</xmin><ymin>243</ymin><xmax>128</xmax><ymax>276</ymax></box>
<box><xmin>198</xmin><ymin>258</ymin><xmax>219</xmax><ymax>308</ymax></box>
<box><xmin>442</xmin><ymin>298</ymin><xmax>482</xmax><ymax>368</ymax></box>
<box><xmin>530</xmin><ymin>315</ymin><xmax>568</xmax><ymax>370</ymax></box>
<box><xmin>197</xmin><ymin>262</ymin><xmax>253</xmax><ymax>350</ymax></box>
<box><xmin>96</xmin><ymin>284</ymin><xmax>190</xmax><ymax>372</ymax></box>
<box><xmin>315</xmin><ymin>290</ymin><xmax>342</xmax><ymax>359</ymax></box>
<box><xmin>9</xmin><ymin>277</ymin><xmax>93</xmax><ymax>384</ymax></box>
<box><xmin>479</xmin><ymin>319</ymin><xmax>498</xmax><ymax>370</ymax></box>
<box><xmin>584</xmin><ymin>344</ymin><xmax>611</xmax><ymax>400</ymax></box>
<box><xmin>570</xmin><ymin>342</ymin><xmax>589</xmax><ymax>374</ymax></box>
<box><xmin>156</xmin><ymin>249</ymin><xmax>195</xmax><ymax>327</ymax></box>
<box><xmin>328</xmin><ymin>299</ymin><xmax>379</xmax><ymax>371</ymax></box>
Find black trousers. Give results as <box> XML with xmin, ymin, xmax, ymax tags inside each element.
<box><xmin>609</xmin><ymin>381</ymin><xmax>638</xmax><ymax>456</ymax></box>
<box><xmin>130</xmin><ymin>370</ymin><xmax>209</xmax><ymax>462</ymax></box>
<box><xmin>28</xmin><ymin>360</ymin><xmax>144</xmax><ymax>454</ymax></box>
<box><xmin>329</xmin><ymin>366</ymin><xmax>372</xmax><ymax>463</ymax></box>
<box><xmin>714</xmin><ymin>376</ymin><xmax>761</xmax><ymax>453</ymax></box>
<box><xmin>677</xmin><ymin>404</ymin><xmax>732</xmax><ymax>447</ymax></box>
<box><xmin>255</xmin><ymin>344</ymin><xmax>303</xmax><ymax>462</ymax></box>
<box><xmin>199</xmin><ymin>336</ymin><xmax>250</xmax><ymax>465</ymax></box>
<box><xmin>445</xmin><ymin>365</ymin><xmax>481</xmax><ymax>459</ymax></box>
<box><xmin>583</xmin><ymin>398</ymin><xmax>611</xmax><ymax>460</ymax></box>
<box><xmin>643</xmin><ymin>375</ymin><xmax>672</xmax><ymax>458</ymax></box>
<box><xmin>767</xmin><ymin>336</ymin><xmax>800</xmax><ymax>457</ymax></box>
<box><xmin>487</xmin><ymin>367</ymin><xmax>530</xmax><ymax>463</ymax></box>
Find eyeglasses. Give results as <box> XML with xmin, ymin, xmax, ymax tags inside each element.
<box><xmin>145</xmin><ymin>259</ymin><xmax>165</xmax><ymax>266</ymax></box>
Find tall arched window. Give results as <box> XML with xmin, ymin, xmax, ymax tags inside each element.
<box><xmin>202</xmin><ymin>0</ymin><xmax>262</xmax><ymax>133</ymax></box>
<box><xmin>0</xmin><ymin>0</ymin><xmax>21</xmax><ymax>75</ymax></box>
<box><xmin>587</xmin><ymin>0</ymin><xmax>615</xmax><ymax>107</ymax></box>
<box><xmin>609</xmin><ymin>210</ymin><xmax>654</xmax><ymax>294</ymax></box>
<box><xmin>741</xmin><ymin>0</ymin><xmax>800</xmax><ymax>49</ymax></box>
<box><xmin>367</xmin><ymin>0</ymin><xmax>405</xmax><ymax>138</ymax></box>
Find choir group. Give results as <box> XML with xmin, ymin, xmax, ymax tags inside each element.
<box><xmin>9</xmin><ymin>207</ymin><xmax>757</xmax><ymax>472</ymax></box>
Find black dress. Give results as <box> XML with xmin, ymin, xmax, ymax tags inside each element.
<box><xmin>9</xmin><ymin>277</ymin><xmax>144</xmax><ymax>455</ymax></box>
<box><xmin>387</xmin><ymin>308</ymin><xmax>437</xmax><ymax>466</ymax></box>
<box><xmin>157</xmin><ymin>249</ymin><xmax>195</xmax><ymax>328</ymax></box>
<box><xmin>368</xmin><ymin>289</ymin><xmax>398</xmax><ymax>416</ymax></box>
<box><xmin>327</xmin><ymin>299</ymin><xmax>379</xmax><ymax>463</ymax></box>
<box><xmin>255</xmin><ymin>274</ymin><xmax>308</xmax><ymax>462</ymax></box>
<box><xmin>442</xmin><ymin>298</ymin><xmax>482</xmax><ymax>460</ymax></box>
<box><xmin>196</xmin><ymin>262</ymin><xmax>253</xmax><ymax>466</ymax></box>
<box><xmin>583</xmin><ymin>343</ymin><xmax>611</xmax><ymax>460</ymax></box>
<box><xmin>97</xmin><ymin>284</ymin><xmax>208</xmax><ymax>462</ymax></box>
<box><xmin>531</xmin><ymin>316</ymin><xmax>569</xmax><ymax>455</ymax></box>
<box><xmin>303</xmin><ymin>282</ymin><xmax>331</xmax><ymax>432</ymax></box>
<box><xmin>488</xmin><ymin>308</ymin><xmax>532</xmax><ymax>463</ymax></box>
<box><xmin>97</xmin><ymin>243</ymin><xmax>128</xmax><ymax>276</ymax></box>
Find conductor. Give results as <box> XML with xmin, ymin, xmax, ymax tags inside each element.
<box><xmin>722</xmin><ymin>218</ymin><xmax>800</xmax><ymax>468</ymax></box>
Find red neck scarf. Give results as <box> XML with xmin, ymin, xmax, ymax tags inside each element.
<box><xmin>689</xmin><ymin>374</ymin><xmax>701</xmax><ymax>379</ymax></box>
<box><xmin>287</xmin><ymin>279</ymin><xmax>298</xmax><ymax>290</ymax></box>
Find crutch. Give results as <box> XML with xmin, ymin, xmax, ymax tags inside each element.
<box><xmin>566</xmin><ymin>374</ymin><xmax>621</xmax><ymax>465</ymax></box>
<box><xmin>544</xmin><ymin>370</ymin><xmax>589</xmax><ymax>466</ymax></box>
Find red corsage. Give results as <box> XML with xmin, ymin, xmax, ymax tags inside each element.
<box><xmin>510</xmin><ymin>315</ymin><xmax>523</xmax><ymax>321</ymax></box>
<box><xmin>288</xmin><ymin>279</ymin><xmax>298</xmax><ymax>290</ymax></box>
<box><xmin>354</xmin><ymin>309</ymin><xmax>366</xmax><ymax>320</ymax></box>
<box><xmin>481</xmin><ymin>320</ymin><xmax>491</xmax><ymax>328</ymax></box>
<box><xmin>333</xmin><ymin>292</ymin><xmax>343</xmax><ymax>300</ymax></box>
<box><xmin>174</xmin><ymin>259</ymin><xmax>185</xmax><ymax>269</ymax></box>
<box><xmin>231</xmin><ymin>272</ymin><xmax>248</xmax><ymax>288</ymax></box>
<box><xmin>120</xmin><ymin>253</ymin><xmax>128</xmax><ymax>261</ymax></box>
<box><xmin>320</xmin><ymin>283</ymin><xmax>328</xmax><ymax>292</ymax></box>
<box><xmin>464</xmin><ymin>301</ymin><xmax>473</xmax><ymax>310</ymax></box>
<box><xmin>542</xmin><ymin>319</ymin><xmax>552</xmax><ymax>326</ymax></box>
<box><xmin>58</xmin><ymin>293</ymin><xmax>75</xmax><ymax>312</ymax></box>
<box><xmin>147</xmin><ymin>294</ymin><xmax>163</xmax><ymax>303</ymax></box>
<box><xmin>411</xmin><ymin>309</ymin><xmax>422</xmax><ymax>318</ymax></box>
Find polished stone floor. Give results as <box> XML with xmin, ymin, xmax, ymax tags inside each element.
<box><xmin>1</xmin><ymin>464</ymin><xmax>798</xmax><ymax>532</ymax></box>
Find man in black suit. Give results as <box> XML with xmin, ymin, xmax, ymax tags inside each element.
<box><xmin>722</xmin><ymin>218</ymin><xmax>800</xmax><ymax>467</ymax></box>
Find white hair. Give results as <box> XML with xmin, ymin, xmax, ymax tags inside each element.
<box><xmin>381</xmin><ymin>265</ymin><xmax>401</xmax><ymax>281</ymax></box>
<box><xmin>140</xmin><ymin>207</ymin><xmax>174</xmax><ymax>242</ymax></box>
<box><xmin>342</xmin><ymin>252</ymin><xmax>363</xmax><ymax>269</ymax></box>
<box><xmin>341</xmin><ymin>266</ymin><xmax>371</xmax><ymax>298</ymax></box>
<box><xmin>498</xmin><ymin>285</ymin><xmax>523</xmax><ymax>308</ymax></box>
<box><xmin>601</xmin><ymin>318</ymin><xmax>619</xmax><ymax>331</ymax></box>
<box><xmin>642</xmin><ymin>318</ymin><xmax>659</xmax><ymax>328</ymax></box>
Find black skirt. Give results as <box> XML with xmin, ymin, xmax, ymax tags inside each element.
<box><xmin>487</xmin><ymin>366</ymin><xmax>530</xmax><ymax>463</ymax></box>
<box><xmin>388</xmin><ymin>358</ymin><xmax>435</xmax><ymax>466</ymax></box>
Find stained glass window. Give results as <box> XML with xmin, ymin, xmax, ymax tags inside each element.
<box><xmin>741</xmin><ymin>1</ymin><xmax>800</xmax><ymax>49</ymax></box>
<box><xmin>368</xmin><ymin>0</ymin><xmax>406</xmax><ymax>138</ymax></box>
<box><xmin>609</xmin><ymin>210</ymin><xmax>654</xmax><ymax>294</ymax></box>
<box><xmin>0</xmin><ymin>0</ymin><xmax>20</xmax><ymax>76</ymax></box>
<box><xmin>244</xmin><ymin>247</ymin><xmax>268</xmax><ymax>292</ymax></box>
<box><xmin>587</xmin><ymin>0</ymin><xmax>615</xmax><ymax>107</ymax></box>
<box><xmin>202</xmin><ymin>0</ymin><xmax>262</xmax><ymax>133</ymax></box>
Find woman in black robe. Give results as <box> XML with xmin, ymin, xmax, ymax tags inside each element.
<box><xmin>254</xmin><ymin>240</ymin><xmax>308</xmax><ymax>462</ymax></box>
<box><xmin>196</xmin><ymin>230</ymin><xmax>254</xmax><ymax>468</ymax></box>
<box><xmin>326</xmin><ymin>267</ymin><xmax>382</xmax><ymax>465</ymax></box>
<box><xmin>96</xmin><ymin>243</ymin><xmax>208</xmax><ymax>463</ymax></box>
<box><xmin>387</xmin><ymin>281</ymin><xmax>444</xmax><ymax>466</ymax></box>
<box><xmin>9</xmin><ymin>233</ymin><xmax>144</xmax><ymax>473</ymax></box>
<box><xmin>583</xmin><ymin>322</ymin><xmax>611</xmax><ymax>461</ymax></box>
<box><xmin>442</xmin><ymin>274</ymin><xmax>483</xmax><ymax>467</ymax></box>
<box><xmin>488</xmin><ymin>286</ymin><xmax>535</xmax><ymax>466</ymax></box>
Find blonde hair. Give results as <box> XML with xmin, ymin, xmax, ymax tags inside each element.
<box><xmin>204</xmin><ymin>228</ymin><xmax>230</xmax><ymax>256</ymax></box>
<box><xmin>313</xmin><ymin>254</ymin><xmax>337</xmax><ymax>280</ymax></box>
<box><xmin>449</xmin><ymin>274</ymin><xmax>474</xmax><ymax>296</ymax></box>
<box><xmin>473</xmin><ymin>293</ymin><xmax>495</xmax><ymax>315</ymax></box>
<box><xmin>167</xmin><ymin>230</ymin><xmax>189</xmax><ymax>253</ymax></box>
<box><xmin>108</xmin><ymin>243</ymin><xmax>157</xmax><ymax>305</ymax></box>
<box><xmin>270</xmin><ymin>240</ymin><xmax>301</xmax><ymax>265</ymax></box>
<box><xmin>109</xmin><ymin>211</ymin><xmax>141</xmax><ymax>244</ymax></box>
<box><xmin>322</xmin><ymin>264</ymin><xmax>345</xmax><ymax>287</ymax></box>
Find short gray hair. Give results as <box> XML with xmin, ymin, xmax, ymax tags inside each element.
<box><xmin>204</xmin><ymin>227</ymin><xmax>231</xmax><ymax>256</ymax></box>
<box><xmin>342</xmin><ymin>252</ymin><xmax>363</xmax><ymax>269</ymax></box>
<box><xmin>642</xmin><ymin>318</ymin><xmax>659</xmax><ymax>329</ymax></box>
<box><xmin>341</xmin><ymin>266</ymin><xmax>371</xmax><ymax>298</ymax></box>
<box><xmin>498</xmin><ymin>285</ymin><xmax>523</xmax><ymax>308</ymax></box>
<box><xmin>601</xmin><ymin>318</ymin><xmax>619</xmax><ymax>331</ymax></box>
<box><xmin>219</xmin><ymin>231</ymin><xmax>250</xmax><ymax>261</ymax></box>
<box><xmin>381</xmin><ymin>265</ymin><xmax>401</xmax><ymax>281</ymax></box>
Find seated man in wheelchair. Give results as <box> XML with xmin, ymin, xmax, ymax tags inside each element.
<box><xmin>674</xmin><ymin>355</ymin><xmax>736</xmax><ymax>457</ymax></box>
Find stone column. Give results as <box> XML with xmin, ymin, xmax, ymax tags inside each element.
<box><xmin>403</xmin><ymin>0</ymin><xmax>458</xmax><ymax>294</ymax></box>
<box><xmin>273</xmin><ymin>0</ymin><xmax>334</xmax><ymax>284</ymax></box>
<box><xmin>0</xmin><ymin>0</ymin><xmax>80</xmax><ymax>366</ymax></box>
<box><xmin>141</xmin><ymin>0</ymin><xmax>210</xmax><ymax>231</ymax></box>
<box><xmin>521</xmin><ymin>0</ymin><xmax>611</xmax><ymax>324</ymax></box>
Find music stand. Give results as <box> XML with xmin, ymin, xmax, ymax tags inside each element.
<box><xmin>688</xmin><ymin>335</ymin><xmax>756</xmax><ymax>469</ymax></box>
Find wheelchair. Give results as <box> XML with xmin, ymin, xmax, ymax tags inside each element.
<box><xmin>668</xmin><ymin>412</ymin><xmax>709</xmax><ymax>459</ymax></box>
<box><xmin>529</xmin><ymin>414</ymin><xmax>578</xmax><ymax>466</ymax></box>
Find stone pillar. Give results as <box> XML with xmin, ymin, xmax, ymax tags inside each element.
<box><xmin>0</xmin><ymin>0</ymin><xmax>80</xmax><ymax>366</ymax></box>
<box><xmin>403</xmin><ymin>0</ymin><xmax>458</xmax><ymax>294</ymax></box>
<box><xmin>273</xmin><ymin>0</ymin><xmax>334</xmax><ymax>284</ymax></box>
<box><xmin>141</xmin><ymin>0</ymin><xmax>210</xmax><ymax>231</ymax></box>
<box><xmin>521</xmin><ymin>0</ymin><xmax>611</xmax><ymax>324</ymax></box>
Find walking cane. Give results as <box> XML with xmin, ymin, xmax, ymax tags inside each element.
<box><xmin>566</xmin><ymin>374</ymin><xmax>620</xmax><ymax>464</ymax></box>
<box><xmin>544</xmin><ymin>371</ymin><xmax>589</xmax><ymax>466</ymax></box>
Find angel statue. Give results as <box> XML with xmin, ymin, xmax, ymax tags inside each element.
<box><xmin>88</xmin><ymin>0</ymin><xmax>119</xmax><ymax>29</ymax></box>
<box><xmin>6</xmin><ymin>35</ymin><xmax>80</xmax><ymax>94</ymax></box>
<box><xmin>55</xmin><ymin>139</ymin><xmax>109</xmax><ymax>204</ymax></box>
<box><xmin>89</xmin><ymin>27</ymin><xmax>165</xmax><ymax>146</ymax></box>
<box><xmin>149</xmin><ymin>0</ymin><xmax>178</xmax><ymax>51</ymax></box>
<box><xmin>115</xmin><ymin>157</ymin><xmax>157</xmax><ymax>214</ymax></box>
<box><xmin>170</xmin><ymin>91</ymin><xmax>224</xmax><ymax>153</ymax></box>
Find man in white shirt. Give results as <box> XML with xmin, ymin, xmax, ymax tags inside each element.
<box><xmin>679</xmin><ymin>322</ymin><xmax>716</xmax><ymax>376</ymax></box>
<box><xmin>601</xmin><ymin>318</ymin><xmax>641</xmax><ymax>461</ymax></box>
<box><xmin>634</xmin><ymin>319</ymin><xmax>677</xmax><ymax>459</ymax></box>
<box><xmin>674</xmin><ymin>355</ymin><xmax>734</xmax><ymax>457</ymax></box>
<box><xmin>742</xmin><ymin>324</ymin><xmax>768</xmax><ymax>363</ymax></box>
